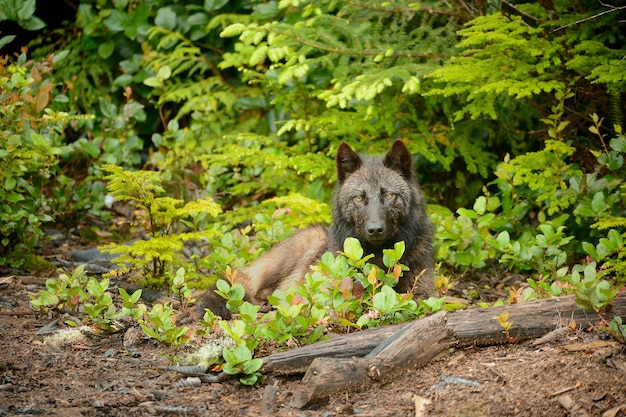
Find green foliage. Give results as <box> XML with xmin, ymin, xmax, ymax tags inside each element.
<box><xmin>30</xmin><ymin>265</ymin><xmax>92</xmax><ymax>314</ymax></box>
<box><xmin>221</xmin><ymin>345</ymin><xmax>263</xmax><ymax>386</ymax></box>
<box><xmin>432</xmin><ymin>110</ymin><xmax>625</xmax><ymax>314</ymax></box>
<box><xmin>141</xmin><ymin>302</ymin><xmax>190</xmax><ymax>347</ymax></box>
<box><xmin>30</xmin><ymin>265</ymin><xmax>146</xmax><ymax>330</ymax></box>
<box><xmin>199</xmin><ymin>237</ymin><xmax>444</xmax><ymax>384</ymax></box>
<box><xmin>608</xmin><ymin>317</ymin><xmax>626</xmax><ymax>345</ymax></box>
<box><xmin>13</xmin><ymin>0</ymin><xmax>626</xmax><ymax>366</ymax></box>
<box><xmin>100</xmin><ymin>165</ymin><xmax>222</xmax><ymax>284</ymax></box>
<box><xmin>0</xmin><ymin>54</ymin><xmax>86</xmax><ymax>266</ymax></box>
<box><xmin>427</xmin><ymin>13</ymin><xmax>564</xmax><ymax>121</ymax></box>
<box><xmin>170</xmin><ymin>267</ymin><xmax>195</xmax><ymax>313</ymax></box>
<box><xmin>0</xmin><ymin>0</ymin><xmax>45</xmax><ymax>32</ymax></box>
<box><xmin>570</xmin><ymin>262</ymin><xmax>616</xmax><ymax>312</ymax></box>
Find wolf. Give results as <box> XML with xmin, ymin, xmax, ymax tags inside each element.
<box><xmin>198</xmin><ymin>140</ymin><xmax>435</xmax><ymax>317</ymax></box>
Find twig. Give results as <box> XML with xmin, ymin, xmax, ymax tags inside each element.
<box><xmin>554</xmin><ymin>3</ymin><xmax>626</xmax><ymax>31</ymax></box>
<box><xmin>547</xmin><ymin>382</ymin><xmax>581</xmax><ymax>398</ymax></box>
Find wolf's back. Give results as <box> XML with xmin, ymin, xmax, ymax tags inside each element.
<box><xmin>239</xmin><ymin>225</ymin><xmax>329</xmax><ymax>303</ymax></box>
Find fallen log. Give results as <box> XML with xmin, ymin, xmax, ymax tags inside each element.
<box><xmin>291</xmin><ymin>311</ymin><xmax>452</xmax><ymax>408</ymax></box>
<box><xmin>259</xmin><ymin>293</ymin><xmax>626</xmax><ymax>408</ymax></box>
<box><xmin>262</xmin><ymin>293</ymin><xmax>626</xmax><ymax>376</ymax></box>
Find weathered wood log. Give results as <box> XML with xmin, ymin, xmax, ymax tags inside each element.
<box><xmin>260</xmin><ymin>322</ymin><xmax>408</xmax><ymax>375</ymax></box>
<box><xmin>275</xmin><ymin>293</ymin><xmax>626</xmax><ymax>408</ymax></box>
<box><xmin>291</xmin><ymin>312</ymin><xmax>453</xmax><ymax>408</ymax></box>
<box><xmin>261</xmin><ymin>293</ymin><xmax>626</xmax><ymax>377</ymax></box>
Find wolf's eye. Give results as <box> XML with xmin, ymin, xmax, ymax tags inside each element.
<box><xmin>384</xmin><ymin>192</ymin><xmax>394</xmax><ymax>199</ymax></box>
<box><xmin>355</xmin><ymin>196</ymin><xmax>363</xmax><ymax>202</ymax></box>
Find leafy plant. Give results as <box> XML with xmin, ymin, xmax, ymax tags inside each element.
<box><xmin>100</xmin><ymin>165</ymin><xmax>222</xmax><ymax>285</ymax></box>
<box><xmin>570</xmin><ymin>262</ymin><xmax>616</xmax><ymax>312</ymax></box>
<box><xmin>0</xmin><ymin>52</ymin><xmax>86</xmax><ymax>266</ymax></box>
<box><xmin>30</xmin><ymin>265</ymin><xmax>146</xmax><ymax>330</ymax></box>
<box><xmin>30</xmin><ymin>265</ymin><xmax>92</xmax><ymax>314</ymax></box>
<box><xmin>221</xmin><ymin>345</ymin><xmax>263</xmax><ymax>386</ymax></box>
<box><xmin>608</xmin><ymin>316</ymin><xmax>626</xmax><ymax>345</ymax></box>
<box><xmin>494</xmin><ymin>310</ymin><xmax>514</xmax><ymax>343</ymax></box>
<box><xmin>140</xmin><ymin>302</ymin><xmax>190</xmax><ymax>347</ymax></box>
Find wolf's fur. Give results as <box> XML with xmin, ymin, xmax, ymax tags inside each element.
<box><xmin>198</xmin><ymin>140</ymin><xmax>434</xmax><ymax>317</ymax></box>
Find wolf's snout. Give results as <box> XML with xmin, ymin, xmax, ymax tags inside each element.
<box><xmin>366</xmin><ymin>223</ymin><xmax>385</xmax><ymax>237</ymax></box>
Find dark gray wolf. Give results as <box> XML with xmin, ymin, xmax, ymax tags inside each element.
<box><xmin>199</xmin><ymin>140</ymin><xmax>434</xmax><ymax>316</ymax></box>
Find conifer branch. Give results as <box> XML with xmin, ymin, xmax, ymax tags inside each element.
<box><xmin>341</xmin><ymin>0</ymin><xmax>468</xmax><ymax>21</ymax></box>
<box><xmin>284</xmin><ymin>32</ymin><xmax>442</xmax><ymax>59</ymax></box>
<box><xmin>498</xmin><ymin>1</ymin><xmax>542</xmax><ymax>24</ymax></box>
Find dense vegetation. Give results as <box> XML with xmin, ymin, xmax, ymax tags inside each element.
<box><xmin>2</xmin><ymin>0</ymin><xmax>626</xmax><ymax>375</ymax></box>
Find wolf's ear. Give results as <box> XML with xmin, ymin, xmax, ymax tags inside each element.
<box><xmin>383</xmin><ymin>140</ymin><xmax>413</xmax><ymax>179</ymax></box>
<box><xmin>336</xmin><ymin>142</ymin><xmax>362</xmax><ymax>183</ymax></box>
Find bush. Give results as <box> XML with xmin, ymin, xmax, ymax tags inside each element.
<box><xmin>0</xmin><ymin>52</ymin><xmax>90</xmax><ymax>266</ymax></box>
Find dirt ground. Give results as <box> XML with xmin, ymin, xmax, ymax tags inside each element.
<box><xmin>1</xmin><ymin>237</ymin><xmax>626</xmax><ymax>417</ymax></box>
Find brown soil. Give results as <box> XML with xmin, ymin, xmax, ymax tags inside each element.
<box><xmin>1</xmin><ymin>242</ymin><xmax>625</xmax><ymax>417</ymax></box>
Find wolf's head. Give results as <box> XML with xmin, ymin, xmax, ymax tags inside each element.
<box><xmin>332</xmin><ymin>140</ymin><xmax>425</xmax><ymax>249</ymax></box>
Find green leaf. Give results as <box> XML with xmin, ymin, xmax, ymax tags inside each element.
<box><xmin>372</xmin><ymin>286</ymin><xmax>396</xmax><ymax>313</ymax></box>
<box><xmin>251</xmin><ymin>2</ymin><xmax>279</xmax><ymax>19</ymax></box>
<box><xmin>103</xmin><ymin>10</ymin><xmax>129</xmax><ymax>32</ymax></box>
<box><xmin>50</xmin><ymin>50</ymin><xmax>70</xmax><ymax>64</ymax></box>
<box><xmin>0</xmin><ymin>35</ymin><xmax>16</xmax><ymax>50</ymax></box>
<box><xmin>4</xmin><ymin>177</ymin><xmax>16</xmax><ymax>191</ymax></box>
<box><xmin>473</xmin><ymin>196</ymin><xmax>486</xmax><ymax>214</ymax></box>
<box><xmin>220</xmin><ymin>23</ymin><xmax>246</xmax><ymax>38</ymax></box>
<box><xmin>496</xmin><ymin>231</ymin><xmax>510</xmax><ymax>247</ymax></box>
<box><xmin>18</xmin><ymin>0</ymin><xmax>36</xmax><ymax>20</ymax></box>
<box><xmin>204</xmin><ymin>0</ymin><xmax>229</xmax><ymax>11</ymax></box>
<box><xmin>590</xmin><ymin>192</ymin><xmax>606</xmax><ymax>214</ymax></box>
<box><xmin>99</xmin><ymin>98</ymin><xmax>118</xmax><ymax>118</ymax></box>
<box><xmin>155</xmin><ymin>7</ymin><xmax>177</xmax><ymax>30</ymax></box>
<box><xmin>143</xmin><ymin>77</ymin><xmax>161</xmax><ymax>88</ymax></box>
<box><xmin>457</xmin><ymin>208</ymin><xmax>477</xmax><ymax>219</ymax></box>
<box><xmin>98</xmin><ymin>42</ymin><xmax>115</xmax><ymax>59</ymax></box>
<box><xmin>342</xmin><ymin>237</ymin><xmax>364</xmax><ymax>261</ymax></box>
<box><xmin>610</xmin><ymin>136</ymin><xmax>626</xmax><ymax>152</ymax></box>
<box><xmin>241</xmin><ymin>358</ymin><xmax>263</xmax><ymax>374</ymax></box>
<box><xmin>6</xmin><ymin>192</ymin><xmax>24</xmax><ymax>203</ymax></box>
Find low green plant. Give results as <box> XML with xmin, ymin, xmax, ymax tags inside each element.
<box><xmin>169</xmin><ymin>267</ymin><xmax>195</xmax><ymax>313</ymax></box>
<box><xmin>490</xmin><ymin>217</ymin><xmax>573</xmax><ymax>282</ymax></box>
<box><xmin>294</xmin><ymin>238</ymin><xmax>444</xmax><ymax>329</ymax></box>
<box><xmin>202</xmin><ymin>238</ymin><xmax>445</xmax><ymax>384</ymax></box>
<box><xmin>30</xmin><ymin>265</ymin><xmax>92</xmax><ymax>314</ymax></box>
<box><xmin>140</xmin><ymin>302</ymin><xmax>190</xmax><ymax>347</ymax></box>
<box><xmin>119</xmin><ymin>287</ymin><xmax>147</xmax><ymax>321</ymax></box>
<box><xmin>570</xmin><ymin>262</ymin><xmax>616</xmax><ymax>312</ymax></box>
<box><xmin>82</xmin><ymin>277</ymin><xmax>118</xmax><ymax>330</ymax></box>
<box><xmin>608</xmin><ymin>317</ymin><xmax>626</xmax><ymax>344</ymax></box>
<box><xmin>221</xmin><ymin>345</ymin><xmax>263</xmax><ymax>386</ymax></box>
<box><xmin>30</xmin><ymin>265</ymin><xmax>146</xmax><ymax>330</ymax></box>
<box><xmin>494</xmin><ymin>310</ymin><xmax>514</xmax><ymax>343</ymax></box>
<box><xmin>100</xmin><ymin>165</ymin><xmax>222</xmax><ymax>286</ymax></box>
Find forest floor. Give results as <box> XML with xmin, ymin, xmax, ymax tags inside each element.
<box><xmin>1</xmin><ymin>230</ymin><xmax>625</xmax><ymax>417</ymax></box>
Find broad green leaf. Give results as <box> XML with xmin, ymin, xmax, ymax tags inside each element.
<box><xmin>205</xmin><ymin>0</ymin><xmax>229</xmax><ymax>11</ymax></box>
<box><xmin>343</xmin><ymin>237</ymin><xmax>364</xmax><ymax>261</ymax></box>
<box><xmin>155</xmin><ymin>7</ymin><xmax>176</xmax><ymax>30</ymax></box>
<box><xmin>0</xmin><ymin>35</ymin><xmax>16</xmax><ymax>50</ymax></box>
<box><xmin>98</xmin><ymin>42</ymin><xmax>115</xmax><ymax>59</ymax></box>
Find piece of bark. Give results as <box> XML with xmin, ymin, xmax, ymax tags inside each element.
<box><xmin>557</xmin><ymin>394</ymin><xmax>592</xmax><ymax>417</ymax></box>
<box><xmin>290</xmin><ymin>312</ymin><xmax>452</xmax><ymax>408</ymax></box>
<box><xmin>261</xmin><ymin>293</ymin><xmax>626</xmax><ymax>377</ymax></box>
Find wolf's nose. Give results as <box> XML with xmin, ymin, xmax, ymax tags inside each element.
<box><xmin>367</xmin><ymin>226</ymin><xmax>384</xmax><ymax>236</ymax></box>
